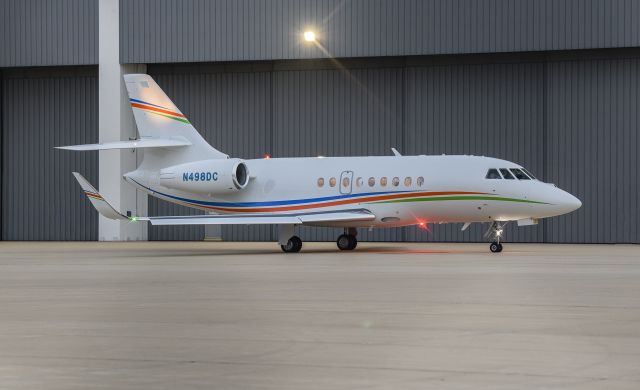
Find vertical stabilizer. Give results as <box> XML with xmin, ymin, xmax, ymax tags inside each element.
<box><xmin>123</xmin><ymin>74</ymin><xmax>227</xmax><ymax>161</ymax></box>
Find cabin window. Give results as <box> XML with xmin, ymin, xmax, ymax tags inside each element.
<box><xmin>368</xmin><ymin>177</ymin><xmax>375</xmax><ymax>187</ymax></box>
<box><xmin>342</xmin><ymin>177</ymin><xmax>350</xmax><ymax>188</ymax></box>
<box><xmin>380</xmin><ymin>177</ymin><xmax>388</xmax><ymax>187</ymax></box>
<box><xmin>317</xmin><ymin>177</ymin><xmax>324</xmax><ymax>187</ymax></box>
<box><xmin>329</xmin><ymin>177</ymin><xmax>337</xmax><ymax>187</ymax></box>
<box><xmin>522</xmin><ymin>168</ymin><xmax>537</xmax><ymax>180</ymax></box>
<box><xmin>417</xmin><ymin>176</ymin><xmax>424</xmax><ymax>187</ymax></box>
<box><xmin>404</xmin><ymin>177</ymin><xmax>412</xmax><ymax>186</ymax></box>
<box><xmin>510</xmin><ymin>168</ymin><xmax>530</xmax><ymax>180</ymax></box>
<box><xmin>485</xmin><ymin>169</ymin><xmax>501</xmax><ymax>179</ymax></box>
<box><xmin>356</xmin><ymin>177</ymin><xmax>363</xmax><ymax>187</ymax></box>
<box><xmin>392</xmin><ymin>177</ymin><xmax>400</xmax><ymax>186</ymax></box>
<box><xmin>499</xmin><ymin>168</ymin><xmax>515</xmax><ymax>179</ymax></box>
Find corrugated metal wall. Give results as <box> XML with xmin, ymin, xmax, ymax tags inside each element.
<box><xmin>1</xmin><ymin>67</ymin><xmax>98</xmax><ymax>240</ymax></box>
<box><xmin>122</xmin><ymin>0</ymin><xmax>640</xmax><ymax>64</ymax></box>
<box><xmin>147</xmin><ymin>51</ymin><xmax>640</xmax><ymax>243</ymax></box>
<box><xmin>545</xmin><ymin>58</ymin><xmax>640</xmax><ymax>243</ymax></box>
<box><xmin>0</xmin><ymin>0</ymin><xmax>98</xmax><ymax>67</ymax></box>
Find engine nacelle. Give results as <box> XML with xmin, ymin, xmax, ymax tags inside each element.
<box><xmin>159</xmin><ymin>158</ymin><xmax>250</xmax><ymax>194</ymax></box>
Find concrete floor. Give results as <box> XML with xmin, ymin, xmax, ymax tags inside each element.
<box><xmin>0</xmin><ymin>242</ymin><xmax>639</xmax><ymax>389</ymax></box>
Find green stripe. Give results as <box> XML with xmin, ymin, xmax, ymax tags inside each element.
<box><xmin>370</xmin><ymin>195</ymin><xmax>548</xmax><ymax>205</ymax></box>
<box><xmin>147</xmin><ymin>110</ymin><xmax>191</xmax><ymax>124</ymax></box>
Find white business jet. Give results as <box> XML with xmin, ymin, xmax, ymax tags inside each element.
<box><xmin>58</xmin><ymin>74</ymin><xmax>581</xmax><ymax>253</ymax></box>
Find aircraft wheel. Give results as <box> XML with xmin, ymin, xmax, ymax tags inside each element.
<box><xmin>281</xmin><ymin>236</ymin><xmax>302</xmax><ymax>253</ymax></box>
<box><xmin>349</xmin><ymin>236</ymin><xmax>358</xmax><ymax>250</ymax></box>
<box><xmin>497</xmin><ymin>243</ymin><xmax>503</xmax><ymax>252</ymax></box>
<box><xmin>337</xmin><ymin>234</ymin><xmax>357</xmax><ymax>250</ymax></box>
<box><xmin>489</xmin><ymin>242</ymin><xmax>501</xmax><ymax>253</ymax></box>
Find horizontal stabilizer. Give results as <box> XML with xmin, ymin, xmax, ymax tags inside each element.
<box><xmin>139</xmin><ymin>209</ymin><xmax>375</xmax><ymax>226</ymax></box>
<box><xmin>57</xmin><ymin>137</ymin><xmax>191</xmax><ymax>151</ymax></box>
<box><xmin>72</xmin><ymin>172</ymin><xmax>128</xmax><ymax>220</ymax></box>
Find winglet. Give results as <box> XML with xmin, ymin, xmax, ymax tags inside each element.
<box><xmin>72</xmin><ymin>172</ymin><xmax>129</xmax><ymax>220</ymax></box>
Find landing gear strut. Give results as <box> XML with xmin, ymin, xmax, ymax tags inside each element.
<box><xmin>337</xmin><ymin>228</ymin><xmax>357</xmax><ymax>250</ymax></box>
<box><xmin>486</xmin><ymin>221</ymin><xmax>505</xmax><ymax>253</ymax></box>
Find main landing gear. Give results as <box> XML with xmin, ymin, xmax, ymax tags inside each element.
<box><xmin>281</xmin><ymin>235</ymin><xmax>302</xmax><ymax>253</ymax></box>
<box><xmin>336</xmin><ymin>228</ymin><xmax>358</xmax><ymax>250</ymax></box>
<box><xmin>486</xmin><ymin>221</ymin><xmax>505</xmax><ymax>253</ymax></box>
<box><xmin>279</xmin><ymin>225</ymin><xmax>302</xmax><ymax>253</ymax></box>
<box><xmin>277</xmin><ymin>226</ymin><xmax>359</xmax><ymax>253</ymax></box>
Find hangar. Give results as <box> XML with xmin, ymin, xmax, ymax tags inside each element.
<box><xmin>1</xmin><ymin>0</ymin><xmax>638</xmax><ymax>243</ymax></box>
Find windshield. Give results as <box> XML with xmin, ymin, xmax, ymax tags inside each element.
<box><xmin>510</xmin><ymin>168</ymin><xmax>530</xmax><ymax>180</ymax></box>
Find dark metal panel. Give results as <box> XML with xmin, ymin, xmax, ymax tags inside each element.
<box><xmin>545</xmin><ymin>58</ymin><xmax>639</xmax><ymax>243</ymax></box>
<box><xmin>0</xmin><ymin>0</ymin><xmax>98</xmax><ymax>67</ymax></box>
<box><xmin>0</xmin><ymin>71</ymin><xmax>2</xmax><ymax>239</ymax></box>
<box><xmin>121</xmin><ymin>0</ymin><xmax>640</xmax><ymax>64</ymax></box>
<box><xmin>1</xmin><ymin>67</ymin><xmax>98</xmax><ymax>240</ymax></box>
<box><xmin>404</xmin><ymin>62</ymin><xmax>546</xmax><ymax>243</ymax></box>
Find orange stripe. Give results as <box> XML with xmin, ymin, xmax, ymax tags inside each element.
<box><xmin>84</xmin><ymin>191</ymin><xmax>102</xmax><ymax>200</ymax></box>
<box><xmin>197</xmin><ymin>191</ymin><xmax>491</xmax><ymax>213</ymax></box>
<box><xmin>131</xmin><ymin>102</ymin><xmax>186</xmax><ymax>118</ymax></box>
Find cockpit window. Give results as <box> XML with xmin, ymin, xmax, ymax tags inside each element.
<box><xmin>499</xmin><ymin>168</ymin><xmax>515</xmax><ymax>179</ymax></box>
<box><xmin>510</xmin><ymin>168</ymin><xmax>531</xmax><ymax>180</ymax></box>
<box><xmin>485</xmin><ymin>169</ymin><xmax>501</xmax><ymax>179</ymax></box>
<box><xmin>522</xmin><ymin>168</ymin><xmax>537</xmax><ymax>180</ymax></box>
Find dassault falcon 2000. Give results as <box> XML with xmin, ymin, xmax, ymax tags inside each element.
<box><xmin>58</xmin><ymin>74</ymin><xmax>581</xmax><ymax>253</ymax></box>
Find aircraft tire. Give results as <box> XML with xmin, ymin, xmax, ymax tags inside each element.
<box><xmin>348</xmin><ymin>235</ymin><xmax>357</xmax><ymax>250</ymax></box>
<box><xmin>489</xmin><ymin>242</ymin><xmax>501</xmax><ymax>253</ymax></box>
<box><xmin>337</xmin><ymin>234</ymin><xmax>357</xmax><ymax>250</ymax></box>
<box><xmin>281</xmin><ymin>236</ymin><xmax>302</xmax><ymax>253</ymax></box>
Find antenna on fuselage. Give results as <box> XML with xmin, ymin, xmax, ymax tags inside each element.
<box><xmin>391</xmin><ymin>147</ymin><xmax>402</xmax><ymax>156</ymax></box>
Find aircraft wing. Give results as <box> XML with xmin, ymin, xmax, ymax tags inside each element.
<box><xmin>140</xmin><ymin>210</ymin><xmax>375</xmax><ymax>226</ymax></box>
<box><xmin>72</xmin><ymin>172</ymin><xmax>375</xmax><ymax>225</ymax></box>
<box><xmin>72</xmin><ymin>172</ymin><xmax>129</xmax><ymax>220</ymax></box>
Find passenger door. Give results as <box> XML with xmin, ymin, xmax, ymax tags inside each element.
<box><xmin>339</xmin><ymin>171</ymin><xmax>354</xmax><ymax>194</ymax></box>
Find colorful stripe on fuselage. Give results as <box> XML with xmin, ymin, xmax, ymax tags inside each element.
<box><xmin>128</xmin><ymin>178</ymin><xmax>545</xmax><ymax>214</ymax></box>
<box><xmin>129</xmin><ymin>98</ymin><xmax>191</xmax><ymax>124</ymax></box>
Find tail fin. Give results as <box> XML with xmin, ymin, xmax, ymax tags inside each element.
<box><xmin>123</xmin><ymin>74</ymin><xmax>227</xmax><ymax>160</ymax></box>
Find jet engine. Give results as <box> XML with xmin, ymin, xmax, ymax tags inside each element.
<box><xmin>159</xmin><ymin>158</ymin><xmax>250</xmax><ymax>194</ymax></box>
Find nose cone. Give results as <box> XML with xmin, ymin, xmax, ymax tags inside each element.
<box><xmin>556</xmin><ymin>190</ymin><xmax>582</xmax><ymax>215</ymax></box>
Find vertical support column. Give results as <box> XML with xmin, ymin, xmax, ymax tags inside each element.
<box><xmin>98</xmin><ymin>0</ymin><xmax>147</xmax><ymax>241</ymax></box>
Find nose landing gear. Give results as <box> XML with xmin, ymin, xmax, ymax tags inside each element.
<box><xmin>486</xmin><ymin>222</ymin><xmax>505</xmax><ymax>253</ymax></box>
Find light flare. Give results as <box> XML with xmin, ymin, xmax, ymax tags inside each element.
<box><xmin>417</xmin><ymin>221</ymin><xmax>432</xmax><ymax>233</ymax></box>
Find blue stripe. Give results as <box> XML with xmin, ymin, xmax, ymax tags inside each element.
<box><xmin>129</xmin><ymin>178</ymin><xmax>413</xmax><ymax>208</ymax></box>
<box><xmin>129</xmin><ymin>98</ymin><xmax>170</xmax><ymax>110</ymax></box>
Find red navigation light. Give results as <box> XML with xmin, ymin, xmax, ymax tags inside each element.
<box><xmin>417</xmin><ymin>220</ymin><xmax>431</xmax><ymax>232</ymax></box>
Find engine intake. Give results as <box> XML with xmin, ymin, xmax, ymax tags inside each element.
<box><xmin>159</xmin><ymin>158</ymin><xmax>250</xmax><ymax>194</ymax></box>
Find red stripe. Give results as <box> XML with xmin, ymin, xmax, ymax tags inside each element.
<box><xmin>131</xmin><ymin>102</ymin><xmax>186</xmax><ymax>118</ymax></box>
<box><xmin>196</xmin><ymin>191</ymin><xmax>492</xmax><ymax>213</ymax></box>
<box><xmin>84</xmin><ymin>191</ymin><xmax>102</xmax><ymax>200</ymax></box>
